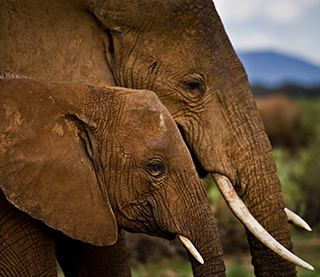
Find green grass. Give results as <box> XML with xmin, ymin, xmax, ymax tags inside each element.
<box><xmin>132</xmin><ymin>260</ymin><xmax>193</xmax><ymax>277</ymax></box>
<box><xmin>130</xmin><ymin>231</ymin><xmax>320</xmax><ymax>276</ymax></box>
<box><xmin>292</xmin><ymin>231</ymin><xmax>320</xmax><ymax>276</ymax></box>
<box><xmin>132</xmin><ymin>258</ymin><xmax>252</xmax><ymax>277</ymax></box>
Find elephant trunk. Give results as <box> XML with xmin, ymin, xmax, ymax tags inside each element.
<box><xmin>212</xmin><ymin>95</ymin><xmax>303</xmax><ymax>274</ymax></box>
<box><xmin>180</xmin><ymin>200</ymin><xmax>226</xmax><ymax>276</ymax></box>
<box><xmin>234</xmin><ymin>145</ymin><xmax>300</xmax><ymax>275</ymax></box>
<box><xmin>234</xmin><ymin>174</ymin><xmax>297</xmax><ymax>275</ymax></box>
<box><xmin>163</xmin><ymin>173</ymin><xmax>226</xmax><ymax>276</ymax></box>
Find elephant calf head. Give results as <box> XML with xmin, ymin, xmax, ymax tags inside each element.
<box><xmin>0</xmin><ymin>70</ymin><xmax>225</xmax><ymax>275</ymax></box>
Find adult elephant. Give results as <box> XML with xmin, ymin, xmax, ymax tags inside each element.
<box><xmin>0</xmin><ymin>0</ymin><xmax>312</xmax><ymax>276</ymax></box>
<box><xmin>255</xmin><ymin>94</ymin><xmax>301</xmax><ymax>155</ymax></box>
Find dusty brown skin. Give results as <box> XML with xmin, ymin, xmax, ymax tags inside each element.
<box><xmin>255</xmin><ymin>94</ymin><xmax>301</xmax><ymax>155</ymax></box>
<box><xmin>0</xmin><ymin>1</ymin><xmax>298</xmax><ymax>276</ymax></box>
<box><xmin>0</xmin><ymin>74</ymin><xmax>225</xmax><ymax>276</ymax></box>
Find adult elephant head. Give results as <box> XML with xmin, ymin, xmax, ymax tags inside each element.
<box><xmin>0</xmin><ymin>0</ymin><xmax>312</xmax><ymax>275</ymax></box>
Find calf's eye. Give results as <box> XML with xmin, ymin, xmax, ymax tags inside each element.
<box><xmin>187</xmin><ymin>81</ymin><xmax>202</xmax><ymax>91</ymax></box>
<box><xmin>145</xmin><ymin>158</ymin><xmax>166</xmax><ymax>179</ymax></box>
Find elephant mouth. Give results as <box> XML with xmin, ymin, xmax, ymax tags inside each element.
<box><xmin>117</xmin><ymin>199</ymin><xmax>177</xmax><ymax>241</ymax></box>
<box><xmin>187</xmin><ymin>145</ymin><xmax>208</xmax><ymax>179</ymax></box>
<box><xmin>177</xmin><ymin>125</ymin><xmax>208</xmax><ymax>179</ymax></box>
<box><xmin>124</xmin><ymin>220</ymin><xmax>176</xmax><ymax>241</ymax></box>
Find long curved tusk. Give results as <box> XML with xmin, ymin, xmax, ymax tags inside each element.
<box><xmin>213</xmin><ymin>173</ymin><xmax>314</xmax><ymax>271</ymax></box>
<box><xmin>285</xmin><ymin>208</ymin><xmax>312</xmax><ymax>231</ymax></box>
<box><xmin>179</xmin><ymin>235</ymin><xmax>204</xmax><ymax>264</ymax></box>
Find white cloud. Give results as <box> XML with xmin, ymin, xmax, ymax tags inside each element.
<box><xmin>213</xmin><ymin>0</ymin><xmax>320</xmax><ymax>65</ymax></box>
<box><xmin>213</xmin><ymin>0</ymin><xmax>260</xmax><ymax>22</ymax></box>
<box><xmin>265</xmin><ymin>1</ymin><xmax>302</xmax><ymax>24</ymax></box>
<box><xmin>214</xmin><ymin>0</ymin><xmax>317</xmax><ymax>24</ymax></box>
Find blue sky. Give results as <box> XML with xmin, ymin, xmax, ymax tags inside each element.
<box><xmin>214</xmin><ymin>0</ymin><xmax>320</xmax><ymax>66</ymax></box>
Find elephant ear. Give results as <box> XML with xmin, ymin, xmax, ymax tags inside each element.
<box><xmin>0</xmin><ymin>81</ymin><xmax>118</xmax><ymax>246</ymax></box>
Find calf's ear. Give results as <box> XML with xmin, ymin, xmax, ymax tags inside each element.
<box><xmin>0</xmin><ymin>112</ymin><xmax>118</xmax><ymax>247</ymax></box>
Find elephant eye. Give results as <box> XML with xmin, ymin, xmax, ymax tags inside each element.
<box><xmin>187</xmin><ymin>81</ymin><xmax>202</xmax><ymax>91</ymax></box>
<box><xmin>144</xmin><ymin>158</ymin><xmax>166</xmax><ymax>179</ymax></box>
<box><xmin>183</xmin><ymin>75</ymin><xmax>205</xmax><ymax>100</ymax></box>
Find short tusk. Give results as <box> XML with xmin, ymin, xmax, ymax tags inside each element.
<box><xmin>178</xmin><ymin>235</ymin><xmax>204</xmax><ymax>264</ymax></box>
<box><xmin>285</xmin><ymin>208</ymin><xmax>312</xmax><ymax>231</ymax></box>
<box><xmin>213</xmin><ymin>173</ymin><xmax>314</xmax><ymax>271</ymax></box>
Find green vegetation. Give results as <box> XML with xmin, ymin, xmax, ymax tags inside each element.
<box><xmin>292</xmin><ymin>231</ymin><xmax>320</xmax><ymax>276</ymax></box>
<box><xmin>131</xmin><ymin>258</ymin><xmax>253</xmax><ymax>277</ymax></box>
<box><xmin>130</xmin><ymin>230</ymin><xmax>320</xmax><ymax>276</ymax></box>
<box><xmin>132</xmin><ymin>260</ymin><xmax>192</xmax><ymax>277</ymax></box>
<box><xmin>277</xmin><ymin>98</ymin><xmax>320</xmax><ymax>229</ymax></box>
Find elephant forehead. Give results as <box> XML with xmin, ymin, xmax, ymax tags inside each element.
<box><xmin>124</xmin><ymin>105</ymin><xmax>168</xmax><ymax>141</ymax></box>
<box><xmin>120</xmin><ymin>107</ymin><xmax>183</xmax><ymax>152</ymax></box>
<box><xmin>138</xmin><ymin>107</ymin><xmax>166</xmax><ymax>131</ymax></box>
<box><xmin>124</xmin><ymin>91</ymin><xmax>174</xmax><ymax>132</ymax></box>
<box><xmin>118</xmin><ymin>90</ymin><xmax>186</xmax><ymax>154</ymax></box>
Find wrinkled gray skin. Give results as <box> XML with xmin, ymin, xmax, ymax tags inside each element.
<box><xmin>256</xmin><ymin>94</ymin><xmax>301</xmax><ymax>155</ymax></box>
<box><xmin>0</xmin><ymin>0</ymin><xmax>297</xmax><ymax>276</ymax></box>
<box><xmin>0</xmin><ymin>74</ymin><xmax>224</xmax><ymax>276</ymax></box>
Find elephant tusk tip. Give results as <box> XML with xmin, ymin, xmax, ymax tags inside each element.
<box><xmin>213</xmin><ymin>174</ymin><xmax>314</xmax><ymax>271</ymax></box>
<box><xmin>310</xmin><ymin>266</ymin><xmax>315</xmax><ymax>271</ymax></box>
<box><xmin>304</xmin><ymin>263</ymin><xmax>314</xmax><ymax>271</ymax></box>
<box><xmin>304</xmin><ymin>225</ymin><xmax>312</xmax><ymax>232</ymax></box>
<box><xmin>284</xmin><ymin>208</ymin><xmax>312</xmax><ymax>231</ymax></box>
<box><xmin>198</xmin><ymin>257</ymin><xmax>205</xmax><ymax>265</ymax></box>
<box><xmin>178</xmin><ymin>235</ymin><xmax>204</xmax><ymax>264</ymax></box>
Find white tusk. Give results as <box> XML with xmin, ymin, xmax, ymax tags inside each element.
<box><xmin>213</xmin><ymin>173</ymin><xmax>314</xmax><ymax>271</ymax></box>
<box><xmin>179</xmin><ymin>235</ymin><xmax>204</xmax><ymax>264</ymax></box>
<box><xmin>285</xmin><ymin>208</ymin><xmax>312</xmax><ymax>231</ymax></box>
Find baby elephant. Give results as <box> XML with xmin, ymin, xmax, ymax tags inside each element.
<box><xmin>0</xmin><ymin>70</ymin><xmax>225</xmax><ymax>277</ymax></box>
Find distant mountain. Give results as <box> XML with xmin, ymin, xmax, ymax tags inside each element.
<box><xmin>237</xmin><ymin>51</ymin><xmax>320</xmax><ymax>87</ymax></box>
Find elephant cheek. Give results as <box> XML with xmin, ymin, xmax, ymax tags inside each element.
<box><xmin>176</xmin><ymin>118</ymin><xmax>237</xmax><ymax>183</ymax></box>
<box><xmin>115</xmin><ymin>201</ymin><xmax>160</xmax><ymax>236</ymax></box>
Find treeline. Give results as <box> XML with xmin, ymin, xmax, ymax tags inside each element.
<box><xmin>251</xmin><ymin>83</ymin><xmax>320</xmax><ymax>99</ymax></box>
